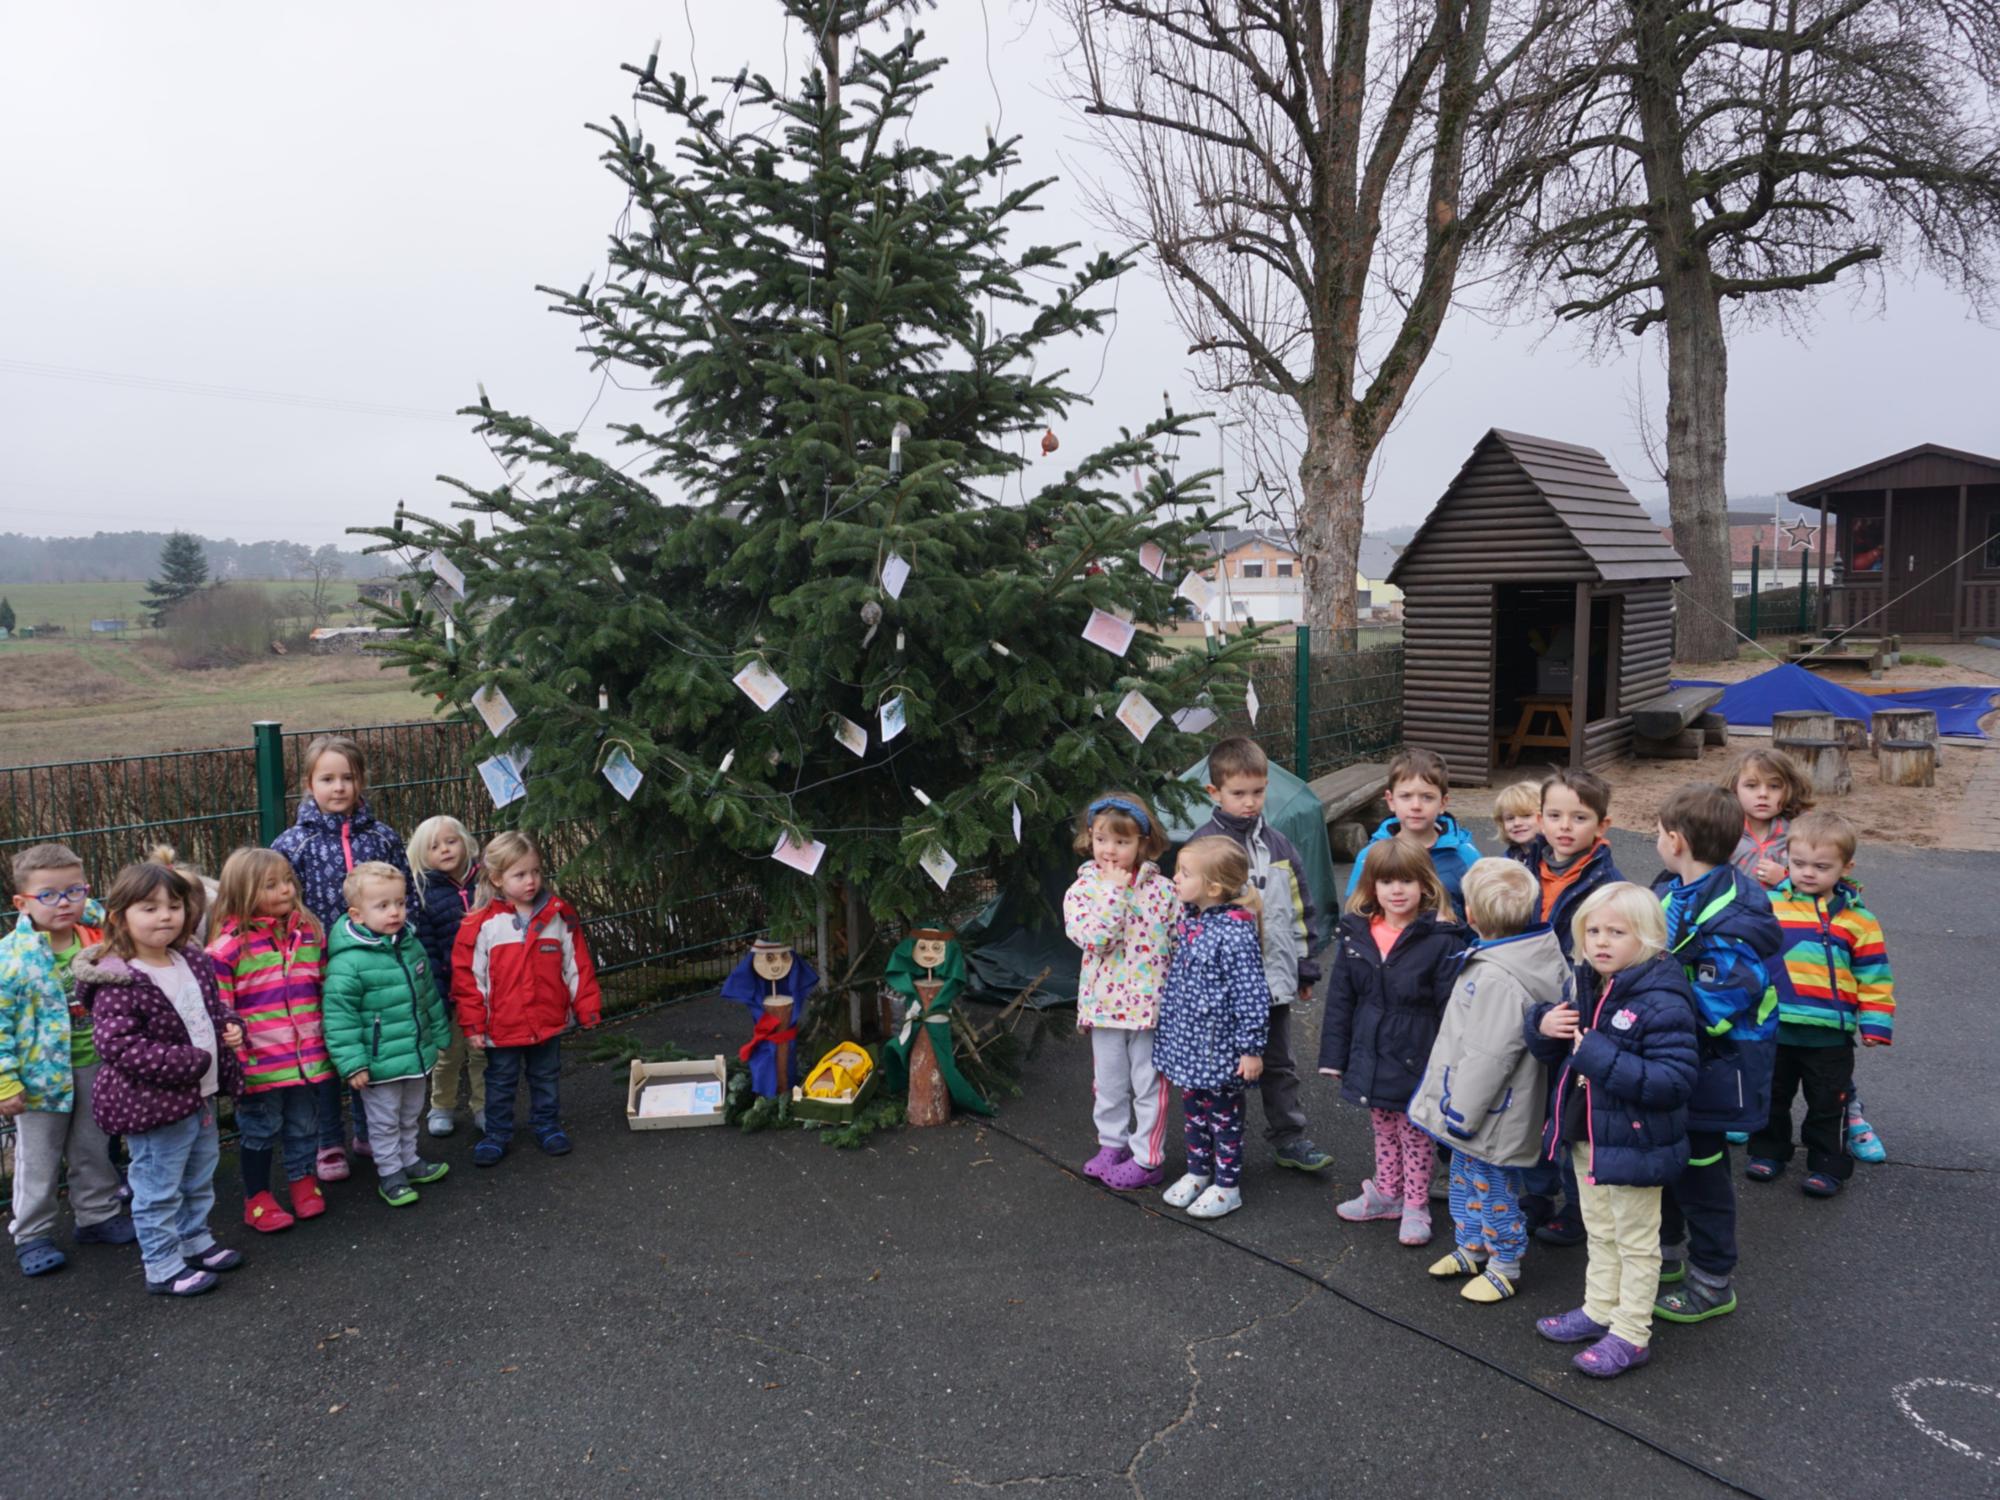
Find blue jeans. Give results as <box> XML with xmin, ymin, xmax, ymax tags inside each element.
<box><xmin>127</xmin><ymin>1106</ymin><xmax>220</xmax><ymax>1283</ymax></box>
<box><xmin>235</xmin><ymin>1085</ymin><xmax>320</xmax><ymax>1182</ymax></box>
<box><xmin>1523</xmin><ymin>1141</ymin><xmax>1581</xmax><ymax>1211</ymax></box>
<box><xmin>481</xmin><ymin>1038</ymin><xmax>562</xmax><ymax>1144</ymax></box>
<box><xmin>314</xmin><ymin>1074</ymin><xmax>370</xmax><ymax>1149</ymax></box>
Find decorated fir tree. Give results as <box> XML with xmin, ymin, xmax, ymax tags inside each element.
<box><xmin>359</xmin><ymin>4</ymin><xmax>1258</xmax><ymax>946</ymax></box>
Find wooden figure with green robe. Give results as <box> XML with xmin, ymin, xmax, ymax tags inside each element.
<box><xmin>882</xmin><ymin>929</ymin><xmax>994</xmax><ymax>1124</ymax></box>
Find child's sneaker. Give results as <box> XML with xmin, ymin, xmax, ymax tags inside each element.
<box><xmin>472</xmin><ymin>1138</ymin><xmax>507</xmax><ymax>1168</ymax></box>
<box><xmin>1536</xmin><ymin>1307</ymin><xmax>1609</xmax><ymax>1344</ymax></box>
<box><xmin>289</xmin><ymin>1176</ymin><xmax>327</xmax><ymax>1220</ymax></box>
<box><xmin>1398</xmin><ymin>1201</ymin><xmax>1433</xmax><ymax>1246</ymax></box>
<box><xmin>315</xmin><ymin>1146</ymin><xmax>351</xmax><ymax>1182</ymax></box>
<box><xmin>74</xmin><ymin>1213</ymin><xmax>137</xmax><ymax>1245</ymax></box>
<box><xmin>1186</xmin><ymin>1184</ymin><xmax>1242</xmax><ymax>1219</ymax></box>
<box><xmin>147</xmin><ymin>1266</ymin><xmax>218</xmax><ymax>1297</ymax></box>
<box><xmin>406</xmin><ymin>1159</ymin><xmax>450</xmax><ymax>1185</ymax></box>
<box><xmin>1273</xmin><ymin>1138</ymin><xmax>1333</xmax><ymax>1172</ymax></box>
<box><xmin>1573</xmin><ymin>1332</ymin><xmax>1650</xmax><ymax>1378</ymax></box>
<box><xmin>378</xmin><ymin>1174</ymin><xmax>419</xmax><ymax>1207</ymax></box>
<box><xmin>1654</xmin><ymin>1273</ymin><xmax>1737</xmax><ymax>1323</ymax></box>
<box><xmin>242</xmin><ymin>1191</ymin><xmax>294</xmax><ymax>1234</ymax></box>
<box><xmin>1162</xmin><ymin>1173</ymin><xmax>1211</xmax><ymax>1208</ymax></box>
<box><xmin>1336</xmin><ymin>1178</ymin><xmax>1402</xmax><ymax>1223</ymax></box>
<box><xmin>426</xmin><ymin>1108</ymin><xmax>456</xmax><ymax>1138</ymax></box>
<box><xmin>1082</xmin><ymin>1145</ymin><xmax>1129</xmax><ymax>1182</ymax></box>
<box><xmin>1103</xmin><ymin>1157</ymin><xmax>1167</xmax><ymax>1191</ymax></box>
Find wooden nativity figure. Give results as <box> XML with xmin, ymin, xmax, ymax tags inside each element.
<box><xmin>722</xmin><ymin>937</ymin><xmax>819</xmax><ymax>1098</ymax></box>
<box><xmin>882</xmin><ymin>929</ymin><xmax>994</xmax><ymax>1125</ymax></box>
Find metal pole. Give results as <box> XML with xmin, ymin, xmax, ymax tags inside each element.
<box><xmin>1749</xmin><ymin>543</ymin><xmax>1760</xmax><ymax>640</ymax></box>
<box><xmin>253</xmin><ymin>721</ymin><xmax>285</xmax><ymax>844</ymax></box>
<box><xmin>1294</xmin><ymin>623</ymin><xmax>1311</xmax><ymax>778</ymax></box>
<box><xmin>1798</xmin><ymin>543</ymin><xmax>1809</xmax><ymax>633</ymax></box>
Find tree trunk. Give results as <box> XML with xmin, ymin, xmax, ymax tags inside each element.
<box><xmin>1630</xmin><ymin>0</ymin><xmax>1735</xmax><ymax>663</ymax></box>
<box><xmin>1296</xmin><ymin>399</ymin><xmax>1364</xmax><ymax>646</ymax></box>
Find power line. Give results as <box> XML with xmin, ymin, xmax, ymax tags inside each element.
<box><xmin>0</xmin><ymin>357</ymin><xmax>464</xmax><ymax>424</ymax></box>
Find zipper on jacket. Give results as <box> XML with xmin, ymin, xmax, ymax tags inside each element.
<box><xmin>341</xmin><ymin>824</ymin><xmax>355</xmax><ymax>873</ymax></box>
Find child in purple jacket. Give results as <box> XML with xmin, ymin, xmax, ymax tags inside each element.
<box><xmin>76</xmin><ymin>861</ymin><xmax>246</xmax><ymax>1298</ymax></box>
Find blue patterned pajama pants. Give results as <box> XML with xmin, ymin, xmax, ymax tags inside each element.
<box><xmin>1448</xmin><ymin>1150</ymin><xmax>1527</xmax><ymax>1269</ymax></box>
<box><xmin>1182</xmin><ymin>1086</ymin><xmax>1246</xmax><ymax>1188</ymax></box>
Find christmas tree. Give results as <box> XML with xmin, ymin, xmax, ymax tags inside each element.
<box><xmin>359</xmin><ymin>3</ymin><xmax>1258</xmax><ymax>940</ymax></box>
<box><xmin>142</xmin><ymin>531</ymin><xmax>210</xmax><ymax>626</ymax></box>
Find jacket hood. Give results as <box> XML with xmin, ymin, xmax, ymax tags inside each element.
<box><xmin>294</xmin><ymin>797</ymin><xmax>379</xmax><ymax>834</ymax></box>
<box><xmin>328</xmin><ymin>915</ymin><xmax>407</xmax><ymax>955</ymax></box>
<box><xmin>1472</xmin><ymin>926</ymin><xmax>1570</xmax><ymax>994</ymax></box>
<box><xmin>1203</xmin><ymin>806</ymin><xmax>1263</xmax><ymax>839</ymax></box>
<box><xmin>72</xmin><ymin>948</ymin><xmax>139</xmax><ymax>986</ymax></box>
<box><xmin>1370</xmin><ymin>811</ymin><xmax>1477</xmax><ymax>852</ymax></box>
<box><xmin>1666</xmin><ymin>865</ymin><xmax>1783</xmax><ymax>959</ymax></box>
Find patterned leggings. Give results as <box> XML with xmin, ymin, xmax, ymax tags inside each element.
<box><xmin>1448</xmin><ymin>1150</ymin><xmax>1527</xmax><ymax>1269</ymax></box>
<box><xmin>1183</xmin><ymin>1087</ymin><xmax>1247</xmax><ymax>1189</ymax></box>
<box><xmin>1369</xmin><ymin>1108</ymin><xmax>1435</xmax><ymax>1202</ymax></box>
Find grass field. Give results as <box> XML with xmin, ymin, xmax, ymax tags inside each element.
<box><xmin>0</xmin><ymin>578</ymin><xmax>373</xmax><ymax>639</ymax></box>
<box><xmin>0</xmin><ymin>637</ymin><xmax>434</xmax><ymax>767</ymax></box>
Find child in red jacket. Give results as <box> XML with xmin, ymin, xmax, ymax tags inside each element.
<box><xmin>451</xmin><ymin>833</ymin><xmax>600</xmax><ymax>1166</ymax></box>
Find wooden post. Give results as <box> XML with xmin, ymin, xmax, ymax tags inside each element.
<box><xmin>1570</xmin><ymin>583</ymin><xmax>1591</xmax><ymax>766</ymax></box>
<box><xmin>762</xmin><ymin>996</ymin><xmax>794</xmax><ymax>1096</ymax></box>
<box><xmin>1955</xmin><ymin>484</ymin><xmax>1969</xmax><ymax>642</ymax></box>
<box><xmin>1816</xmin><ymin>493</ymin><xmax>1830</xmax><ymax>632</ymax></box>
<box><xmin>906</xmin><ymin>1029</ymin><xmax>950</xmax><ymax>1127</ymax></box>
<box><xmin>1881</xmin><ymin>488</ymin><xmax>1895</xmax><ymax>635</ymax></box>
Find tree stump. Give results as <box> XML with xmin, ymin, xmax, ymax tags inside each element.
<box><xmin>1833</xmin><ymin>717</ymin><xmax>1867</xmax><ymax>754</ymax></box>
<box><xmin>1771</xmin><ymin>709</ymin><xmax>1836</xmax><ymax>745</ymax></box>
<box><xmin>906</xmin><ymin>1027</ymin><xmax>951</xmax><ymax>1127</ymax></box>
<box><xmin>1697</xmin><ymin>711</ymin><xmax>1730</xmax><ymax>747</ymax></box>
<box><xmin>1875</xmin><ymin>708</ymin><xmax>1939</xmax><ymax>754</ymax></box>
<box><xmin>1879</xmin><ymin>738</ymin><xmax>1937</xmax><ymax>787</ymax></box>
<box><xmin>1787</xmin><ymin>736</ymin><xmax>1851</xmax><ymax>795</ymax></box>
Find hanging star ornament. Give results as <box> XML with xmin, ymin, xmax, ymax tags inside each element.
<box><xmin>1782</xmin><ymin>517</ymin><xmax>1820</xmax><ymax>552</ymax></box>
<box><xmin>1235</xmin><ymin>471</ymin><xmax>1291</xmax><ymax>520</ymax></box>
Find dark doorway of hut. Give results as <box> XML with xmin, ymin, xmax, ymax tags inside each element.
<box><xmin>1493</xmin><ymin>586</ymin><xmax>1617</xmax><ymax>768</ymax></box>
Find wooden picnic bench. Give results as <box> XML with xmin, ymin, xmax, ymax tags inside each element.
<box><xmin>1631</xmin><ymin>684</ymin><xmax>1724</xmax><ymax>760</ymax></box>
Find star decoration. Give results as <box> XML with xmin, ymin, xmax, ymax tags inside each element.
<box><xmin>1782</xmin><ymin>517</ymin><xmax>1820</xmax><ymax>552</ymax></box>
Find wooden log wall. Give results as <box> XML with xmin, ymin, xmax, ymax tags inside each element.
<box><xmin>1401</xmin><ymin>583</ymin><xmax>1496</xmax><ymax>786</ymax></box>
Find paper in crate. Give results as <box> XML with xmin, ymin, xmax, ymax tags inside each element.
<box><xmin>625</xmin><ymin>1055</ymin><xmax>730</xmax><ymax>1131</ymax></box>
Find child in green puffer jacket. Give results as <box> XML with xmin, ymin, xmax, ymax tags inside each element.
<box><xmin>322</xmin><ymin>863</ymin><xmax>449</xmax><ymax>1209</ymax></box>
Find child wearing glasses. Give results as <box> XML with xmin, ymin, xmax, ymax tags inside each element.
<box><xmin>0</xmin><ymin>844</ymin><xmax>135</xmax><ymax>1277</ymax></box>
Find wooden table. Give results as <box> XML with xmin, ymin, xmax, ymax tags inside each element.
<box><xmin>1501</xmin><ymin>695</ymin><xmax>1573</xmax><ymax>764</ymax></box>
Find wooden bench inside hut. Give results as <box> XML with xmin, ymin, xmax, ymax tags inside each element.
<box><xmin>1388</xmin><ymin>430</ymin><xmax>1690</xmax><ymax>786</ymax></box>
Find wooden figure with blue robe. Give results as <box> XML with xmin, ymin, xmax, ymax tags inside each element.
<box><xmin>722</xmin><ymin>938</ymin><xmax>818</xmax><ymax>1097</ymax></box>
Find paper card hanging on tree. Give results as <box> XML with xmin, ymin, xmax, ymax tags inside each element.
<box><xmin>602</xmin><ymin>749</ymin><xmax>644</xmax><ymax>801</ymax></box>
<box><xmin>1175</xmin><ymin>571</ymin><xmax>1214</xmax><ymax>614</ymax></box>
<box><xmin>1138</xmin><ymin>541</ymin><xmax>1167</xmax><ymax>580</ymax></box>
<box><xmin>1081</xmin><ymin>608</ymin><xmax>1136</xmax><ymax>658</ymax></box>
<box><xmin>880</xmin><ymin>553</ymin><xmax>912</xmax><ymax>600</ymax></box>
<box><xmin>477</xmin><ymin>754</ymin><xmax>526</xmax><ymax>808</ymax></box>
<box><xmin>772</xmin><ymin>833</ymin><xmax>827</xmax><ymax>877</ymax></box>
<box><xmin>1115</xmin><ymin>690</ymin><xmax>1163</xmax><ymax>744</ymax></box>
<box><xmin>833</xmin><ymin>716</ymin><xmax>868</xmax><ymax>758</ymax></box>
<box><xmin>1246</xmin><ymin>679</ymin><xmax>1261</xmax><ymax>725</ymax></box>
<box><xmin>733</xmin><ymin>660</ymin><xmax>790</xmax><ymax>712</ymax></box>
<box><xmin>879</xmin><ymin>695</ymin><xmax>908</xmax><ymax>743</ymax></box>
<box><xmin>428</xmin><ymin>550</ymin><xmax>466</xmax><ymax>601</ymax></box>
<box><xmin>919</xmin><ymin>846</ymin><xmax>958</xmax><ymax>891</ymax></box>
<box><xmin>471</xmin><ymin>684</ymin><xmax>518</xmax><ymax>738</ymax></box>
<box><xmin>1173</xmin><ymin>705</ymin><xmax>1219</xmax><ymax>735</ymax></box>
<box><xmin>1011</xmin><ymin>801</ymin><xmax>1022</xmax><ymax>845</ymax></box>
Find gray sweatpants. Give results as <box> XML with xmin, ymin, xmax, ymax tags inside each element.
<box><xmin>358</xmin><ymin>1077</ymin><xmax>428</xmax><ymax>1178</ymax></box>
<box><xmin>9</xmin><ymin>1063</ymin><xmax>123</xmax><ymax>1244</ymax></box>
<box><xmin>1090</xmin><ymin>1027</ymin><xmax>1170</xmax><ymax>1168</ymax></box>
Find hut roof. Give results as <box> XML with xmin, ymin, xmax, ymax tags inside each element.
<box><xmin>1389</xmin><ymin>429</ymin><xmax>1688</xmax><ymax>586</ymax></box>
<box><xmin>1787</xmin><ymin>442</ymin><xmax>2000</xmax><ymax>502</ymax></box>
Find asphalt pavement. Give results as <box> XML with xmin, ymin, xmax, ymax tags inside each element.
<box><xmin>4</xmin><ymin>829</ymin><xmax>1996</xmax><ymax>1497</ymax></box>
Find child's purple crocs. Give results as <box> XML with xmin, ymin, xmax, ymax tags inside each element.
<box><xmin>1573</xmin><ymin>1333</ymin><xmax>1651</xmax><ymax>1378</ymax></box>
<box><xmin>1082</xmin><ymin>1146</ymin><xmax>1130</xmax><ymax>1182</ymax></box>
<box><xmin>1103</xmin><ymin>1157</ymin><xmax>1167</xmax><ymax>1191</ymax></box>
<box><xmin>1536</xmin><ymin>1307</ymin><xmax>1610</xmax><ymax>1344</ymax></box>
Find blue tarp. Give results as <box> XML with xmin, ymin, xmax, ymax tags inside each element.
<box><xmin>1672</xmin><ymin>663</ymin><xmax>1999</xmax><ymax>740</ymax></box>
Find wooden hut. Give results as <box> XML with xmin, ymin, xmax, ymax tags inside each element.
<box><xmin>1387</xmin><ymin>430</ymin><xmax>1689</xmax><ymax>786</ymax></box>
<box><xmin>1788</xmin><ymin>443</ymin><xmax>2000</xmax><ymax>641</ymax></box>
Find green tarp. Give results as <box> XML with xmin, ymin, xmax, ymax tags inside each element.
<box><xmin>963</xmin><ymin>757</ymin><xmax>1336</xmax><ymax>1009</ymax></box>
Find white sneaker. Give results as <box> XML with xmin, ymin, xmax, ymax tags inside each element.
<box><xmin>1162</xmin><ymin>1173</ymin><xmax>1212</xmax><ymax>1208</ymax></box>
<box><xmin>426</xmin><ymin>1109</ymin><xmax>456</xmax><ymax>1138</ymax></box>
<box><xmin>1187</xmin><ymin>1185</ymin><xmax>1243</xmax><ymax>1220</ymax></box>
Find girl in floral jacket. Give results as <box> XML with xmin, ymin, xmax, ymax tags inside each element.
<box><xmin>76</xmin><ymin>861</ymin><xmax>246</xmax><ymax>1298</ymax></box>
<box><xmin>1063</xmin><ymin>793</ymin><xmax>1178</xmax><ymax>1191</ymax></box>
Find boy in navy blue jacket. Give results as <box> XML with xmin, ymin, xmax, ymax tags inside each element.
<box><xmin>1648</xmin><ymin>784</ymin><xmax>1783</xmax><ymax>1325</ymax></box>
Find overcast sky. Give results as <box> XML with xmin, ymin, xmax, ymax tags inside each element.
<box><xmin>3</xmin><ymin>2</ymin><xmax>1995</xmax><ymax>548</ymax></box>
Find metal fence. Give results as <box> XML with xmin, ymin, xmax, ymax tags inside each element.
<box><xmin>1210</xmin><ymin>627</ymin><xmax>1406</xmax><ymax>781</ymax></box>
<box><xmin>0</xmin><ymin>719</ymin><xmax>802</xmax><ymax>997</ymax></box>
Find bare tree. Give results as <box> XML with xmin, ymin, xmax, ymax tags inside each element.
<box><xmin>1503</xmin><ymin>0</ymin><xmax>2000</xmax><ymax>659</ymax></box>
<box><xmin>284</xmin><ymin>542</ymin><xmax>346</xmax><ymax>629</ymax></box>
<box><xmin>1057</xmin><ymin>0</ymin><xmax>1575</xmax><ymax>639</ymax></box>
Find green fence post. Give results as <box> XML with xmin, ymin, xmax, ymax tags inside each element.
<box><xmin>1294</xmin><ymin>623</ymin><xmax>1311</xmax><ymax>778</ymax></box>
<box><xmin>1748</xmin><ymin>543</ymin><xmax>1760</xmax><ymax>640</ymax></box>
<box><xmin>1798</xmin><ymin>546</ymin><xmax>1810</xmax><ymax>633</ymax></box>
<box><xmin>254</xmin><ymin>721</ymin><xmax>285</xmax><ymax>845</ymax></box>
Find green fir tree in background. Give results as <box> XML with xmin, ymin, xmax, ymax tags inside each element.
<box><xmin>0</xmin><ymin>597</ymin><xmax>15</xmax><ymax>634</ymax></box>
<box><xmin>141</xmin><ymin>531</ymin><xmax>209</xmax><ymax>626</ymax></box>
<box><xmin>359</xmin><ymin>2</ymin><xmax>1258</xmax><ymax>940</ymax></box>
